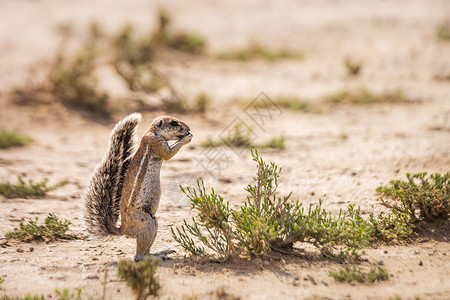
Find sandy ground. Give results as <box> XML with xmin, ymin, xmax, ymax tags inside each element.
<box><xmin>1</xmin><ymin>0</ymin><xmax>450</xmax><ymax>299</ymax></box>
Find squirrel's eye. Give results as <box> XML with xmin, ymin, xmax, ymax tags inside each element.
<box><xmin>169</xmin><ymin>121</ymin><xmax>179</xmax><ymax>126</ymax></box>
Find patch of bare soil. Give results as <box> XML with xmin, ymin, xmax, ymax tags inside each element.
<box><xmin>1</xmin><ymin>1</ymin><xmax>449</xmax><ymax>299</ymax></box>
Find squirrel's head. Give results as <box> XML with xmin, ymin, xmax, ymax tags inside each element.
<box><xmin>150</xmin><ymin>116</ymin><xmax>191</xmax><ymax>141</ymax></box>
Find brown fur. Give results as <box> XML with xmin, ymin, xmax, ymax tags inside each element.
<box><xmin>120</xmin><ymin>116</ymin><xmax>192</xmax><ymax>261</ymax></box>
<box><xmin>84</xmin><ymin>114</ymin><xmax>192</xmax><ymax>261</ymax></box>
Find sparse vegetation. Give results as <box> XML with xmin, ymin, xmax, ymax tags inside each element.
<box><xmin>12</xmin><ymin>23</ymin><xmax>109</xmax><ymax>115</ymax></box>
<box><xmin>48</xmin><ymin>39</ymin><xmax>108</xmax><ymax>114</ymax></box>
<box><xmin>0</xmin><ymin>296</ymin><xmax>45</xmax><ymax>300</ymax></box>
<box><xmin>0</xmin><ymin>176</ymin><xmax>68</xmax><ymax>199</ymax></box>
<box><xmin>240</xmin><ymin>87</ymin><xmax>414</xmax><ymax>114</ymax></box>
<box><xmin>329</xmin><ymin>266</ymin><xmax>389</xmax><ymax>283</ymax></box>
<box><xmin>0</xmin><ymin>130</ymin><xmax>34</xmax><ymax>149</ymax></box>
<box><xmin>276</xmin><ymin>98</ymin><xmax>321</xmax><ymax>113</ymax></box>
<box><xmin>151</xmin><ymin>9</ymin><xmax>206</xmax><ymax>54</ymax></box>
<box><xmin>344</xmin><ymin>57</ymin><xmax>362</xmax><ymax>76</ymax></box>
<box><xmin>112</xmin><ymin>24</ymin><xmax>166</xmax><ymax>94</ymax></box>
<box><xmin>376</xmin><ymin>172</ymin><xmax>449</xmax><ymax>222</ymax></box>
<box><xmin>201</xmin><ymin>122</ymin><xmax>285</xmax><ymax>150</ymax></box>
<box><xmin>247</xmin><ymin>96</ymin><xmax>321</xmax><ymax>113</ymax></box>
<box><xmin>165</xmin><ymin>32</ymin><xmax>206</xmax><ymax>54</ymax></box>
<box><xmin>369</xmin><ymin>172</ymin><xmax>449</xmax><ymax>240</ymax></box>
<box><xmin>260</xmin><ymin>136</ymin><xmax>285</xmax><ymax>150</ymax></box>
<box><xmin>172</xmin><ymin>148</ymin><xmax>372</xmax><ymax>261</ymax></box>
<box><xmin>193</xmin><ymin>93</ymin><xmax>211</xmax><ymax>113</ymax></box>
<box><xmin>12</xmin><ymin>11</ymin><xmax>209</xmax><ymax>116</ymax></box>
<box><xmin>117</xmin><ymin>257</ymin><xmax>160</xmax><ymax>300</ymax></box>
<box><xmin>54</xmin><ymin>288</ymin><xmax>82</xmax><ymax>300</ymax></box>
<box><xmin>201</xmin><ymin>122</ymin><xmax>253</xmax><ymax>148</ymax></box>
<box><xmin>161</xmin><ymin>96</ymin><xmax>189</xmax><ymax>113</ymax></box>
<box><xmin>5</xmin><ymin>213</ymin><xmax>81</xmax><ymax>241</ymax></box>
<box><xmin>0</xmin><ymin>288</ymin><xmax>81</xmax><ymax>300</ymax></box>
<box><xmin>217</xmin><ymin>40</ymin><xmax>303</xmax><ymax>61</ymax></box>
<box><xmin>0</xmin><ymin>277</ymin><xmax>4</xmax><ymax>284</ymax></box>
<box><xmin>324</xmin><ymin>88</ymin><xmax>412</xmax><ymax>105</ymax></box>
<box><xmin>436</xmin><ymin>20</ymin><xmax>450</xmax><ymax>41</ymax></box>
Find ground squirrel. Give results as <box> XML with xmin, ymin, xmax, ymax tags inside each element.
<box><xmin>83</xmin><ymin>113</ymin><xmax>192</xmax><ymax>261</ymax></box>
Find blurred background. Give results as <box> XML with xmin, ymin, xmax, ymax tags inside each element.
<box><xmin>0</xmin><ymin>0</ymin><xmax>449</xmax><ymax>107</ymax></box>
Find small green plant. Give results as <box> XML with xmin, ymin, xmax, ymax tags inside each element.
<box><xmin>376</xmin><ymin>172</ymin><xmax>449</xmax><ymax>222</ymax></box>
<box><xmin>201</xmin><ymin>122</ymin><xmax>253</xmax><ymax>148</ymax></box>
<box><xmin>117</xmin><ymin>257</ymin><xmax>160</xmax><ymax>300</ymax></box>
<box><xmin>0</xmin><ymin>277</ymin><xmax>4</xmax><ymax>284</ymax></box>
<box><xmin>369</xmin><ymin>210</ymin><xmax>413</xmax><ymax>240</ymax></box>
<box><xmin>344</xmin><ymin>58</ymin><xmax>362</xmax><ymax>76</ymax></box>
<box><xmin>161</xmin><ymin>96</ymin><xmax>190</xmax><ymax>114</ymax></box>
<box><xmin>217</xmin><ymin>40</ymin><xmax>303</xmax><ymax>61</ymax></box>
<box><xmin>201</xmin><ymin>123</ymin><xmax>285</xmax><ymax>149</ymax></box>
<box><xmin>244</xmin><ymin>96</ymin><xmax>321</xmax><ymax>113</ymax></box>
<box><xmin>0</xmin><ymin>131</ymin><xmax>34</xmax><ymax>149</ymax></box>
<box><xmin>260</xmin><ymin>136</ymin><xmax>285</xmax><ymax>150</ymax></box>
<box><xmin>436</xmin><ymin>20</ymin><xmax>450</xmax><ymax>41</ymax></box>
<box><xmin>5</xmin><ymin>213</ymin><xmax>81</xmax><ymax>241</ymax></box>
<box><xmin>325</xmin><ymin>88</ymin><xmax>411</xmax><ymax>105</ymax></box>
<box><xmin>369</xmin><ymin>172</ymin><xmax>449</xmax><ymax>240</ymax></box>
<box><xmin>152</xmin><ymin>9</ymin><xmax>206</xmax><ymax>54</ymax></box>
<box><xmin>0</xmin><ymin>296</ymin><xmax>45</xmax><ymax>300</ymax></box>
<box><xmin>329</xmin><ymin>266</ymin><xmax>388</xmax><ymax>283</ymax></box>
<box><xmin>112</xmin><ymin>24</ymin><xmax>166</xmax><ymax>93</ymax></box>
<box><xmin>12</xmin><ymin>23</ymin><xmax>109</xmax><ymax>115</ymax></box>
<box><xmin>0</xmin><ymin>176</ymin><xmax>68</xmax><ymax>199</ymax></box>
<box><xmin>48</xmin><ymin>31</ymin><xmax>108</xmax><ymax>114</ymax></box>
<box><xmin>0</xmin><ymin>288</ymin><xmax>81</xmax><ymax>300</ymax></box>
<box><xmin>54</xmin><ymin>288</ymin><xmax>81</xmax><ymax>300</ymax></box>
<box><xmin>193</xmin><ymin>93</ymin><xmax>210</xmax><ymax>113</ymax></box>
<box><xmin>172</xmin><ymin>148</ymin><xmax>372</xmax><ymax>261</ymax></box>
<box><xmin>166</xmin><ymin>32</ymin><xmax>206</xmax><ymax>54</ymax></box>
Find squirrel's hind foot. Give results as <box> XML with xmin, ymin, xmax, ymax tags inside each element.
<box><xmin>134</xmin><ymin>249</ymin><xmax>176</xmax><ymax>262</ymax></box>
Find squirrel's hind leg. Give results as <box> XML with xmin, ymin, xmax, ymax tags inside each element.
<box><xmin>133</xmin><ymin>214</ymin><xmax>158</xmax><ymax>262</ymax></box>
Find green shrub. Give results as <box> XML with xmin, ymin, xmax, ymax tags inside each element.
<box><xmin>5</xmin><ymin>214</ymin><xmax>80</xmax><ymax>241</ymax></box>
<box><xmin>0</xmin><ymin>176</ymin><xmax>68</xmax><ymax>199</ymax></box>
<box><xmin>329</xmin><ymin>266</ymin><xmax>388</xmax><ymax>283</ymax></box>
<box><xmin>201</xmin><ymin>123</ymin><xmax>285</xmax><ymax>149</ymax></box>
<box><xmin>166</xmin><ymin>32</ymin><xmax>206</xmax><ymax>54</ymax></box>
<box><xmin>0</xmin><ymin>277</ymin><xmax>4</xmax><ymax>284</ymax></box>
<box><xmin>49</xmin><ymin>40</ymin><xmax>108</xmax><ymax>114</ymax></box>
<box><xmin>193</xmin><ymin>93</ymin><xmax>211</xmax><ymax>113</ymax></box>
<box><xmin>112</xmin><ymin>24</ymin><xmax>167</xmax><ymax>94</ymax></box>
<box><xmin>117</xmin><ymin>257</ymin><xmax>160</xmax><ymax>300</ymax></box>
<box><xmin>254</xmin><ymin>97</ymin><xmax>321</xmax><ymax>113</ymax></box>
<box><xmin>436</xmin><ymin>20</ymin><xmax>450</xmax><ymax>41</ymax></box>
<box><xmin>0</xmin><ymin>288</ymin><xmax>81</xmax><ymax>300</ymax></box>
<box><xmin>161</xmin><ymin>96</ymin><xmax>189</xmax><ymax>113</ymax></box>
<box><xmin>217</xmin><ymin>41</ymin><xmax>303</xmax><ymax>61</ymax></box>
<box><xmin>201</xmin><ymin>122</ymin><xmax>253</xmax><ymax>148</ymax></box>
<box><xmin>260</xmin><ymin>136</ymin><xmax>285</xmax><ymax>150</ymax></box>
<box><xmin>0</xmin><ymin>296</ymin><xmax>45</xmax><ymax>300</ymax></box>
<box><xmin>172</xmin><ymin>149</ymin><xmax>372</xmax><ymax>261</ymax></box>
<box><xmin>369</xmin><ymin>172</ymin><xmax>449</xmax><ymax>240</ymax></box>
<box><xmin>325</xmin><ymin>88</ymin><xmax>410</xmax><ymax>105</ymax></box>
<box><xmin>344</xmin><ymin>58</ymin><xmax>362</xmax><ymax>76</ymax></box>
<box><xmin>54</xmin><ymin>288</ymin><xmax>81</xmax><ymax>300</ymax></box>
<box><xmin>151</xmin><ymin>9</ymin><xmax>206</xmax><ymax>54</ymax></box>
<box><xmin>0</xmin><ymin>131</ymin><xmax>34</xmax><ymax>149</ymax></box>
<box><xmin>369</xmin><ymin>210</ymin><xmax>414</xmax><ymax>240</ymax></box>
<box><xmin>12</xmin><ymin>23</ymin><xmax>109</xmax><ymax>115</ymax></box>
<box><xmin>376</xmin><ymin>172</ymin><xmax>449</xmax><ymax>222</ymax></box>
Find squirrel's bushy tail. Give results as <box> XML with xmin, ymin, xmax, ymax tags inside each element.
<box><xmin>83</xmin><ymin>113</ymin><xmax>142</xmax><ymax>235</ymax></box>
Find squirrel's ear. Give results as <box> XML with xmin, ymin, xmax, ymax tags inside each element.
<box><xmin>156</xmin><ymin>119</ymin><xmax>163</xmax><ymax>128</ymax></box>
